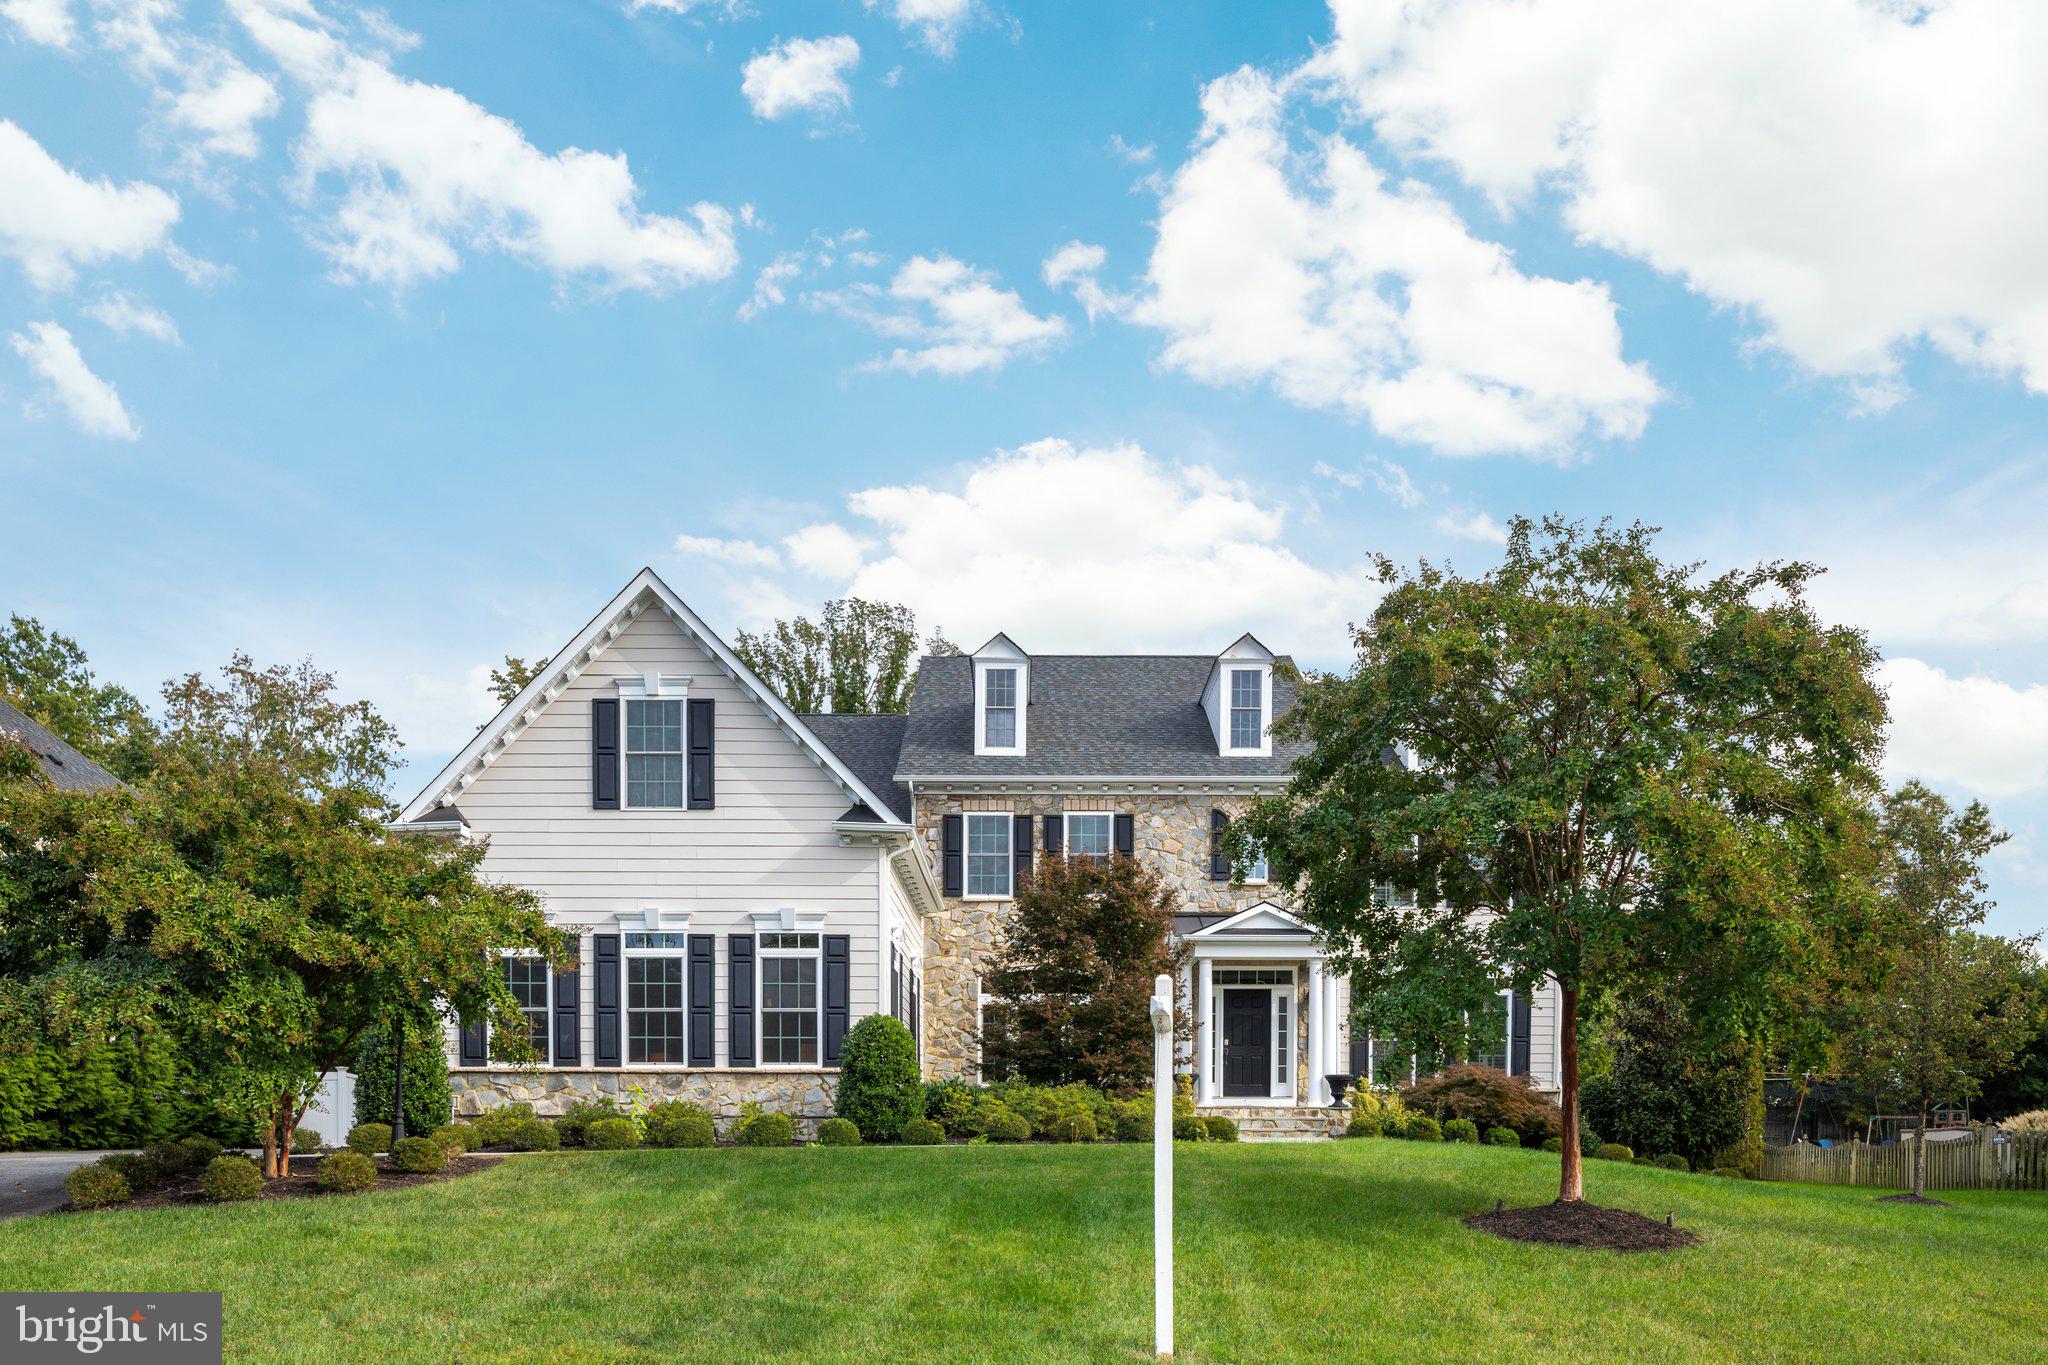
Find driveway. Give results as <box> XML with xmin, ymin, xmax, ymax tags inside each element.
<box><xmin>0</xmin><ymin>1151</ymin><xmax>125</xmax><ymax>1219</ymax></box>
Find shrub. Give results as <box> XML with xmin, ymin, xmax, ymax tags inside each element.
<box><xmin>1443</xmin><ymin>1118</ymin><xmax>1480</xmax><ymax>1144</ymax></box>
<box><xmin>990</xmin><ymin>1081</ymin><xmax>1105</xmax><ymax>1134</ymax></box>
<box><xmin>1347</xmin><ymin>1086</ymin><xmax>1407</xmax><ymax>1133</ymax></box>
<box><xmin>470</xmin><ymin>1105</ymin><xmax>533</xmax><ymax>1147</ymax></box>
<box><xmin>66</xmin><ymin>1162</ymin><xmax>132</xmax><ymax>1210</ymax></box>
<box><xmin>816</xmin><ymin>1117</ymin><xmax>863</xmax><ymax>1147</ymax></box>
<box><xmin>142</xmin><ymin>1142</ymin><xmax>189</xmax><ymax>1179</ymax></box>
<box><xmin>900</xmin><ymin>1117</ymin><xmax>944</xmax><ymax>1146</ymax></box>
<box><xmin>1541</xmin><ymin>1136</ymin><xmax>1563</xmax><ymax>1153</ymax></box>
<box><xmin>733</xmin><ymin>1112</ymin><xmax>794</xmax><ymax>1148</ymax></box>
<box><xmin>1403</xmin><ymin>1114</ymin><xmax>1442</xmax><ymax>1142</ymax></box>
<box><xmin>837</xmin><ymin>1015</ymin><xmax>922</xmax><ymax>1142</ymax></box>
<box><xmin>315</xmin><ymin>1150</ymin><xmax>376</xmax><ymax>1193</ymax></box>
<box><xmin>1595</xmin><ymin>1142</ymin><xmax>1635</xmax><ymax>1162</ymax></box>
<box><xmin>1172</xmin><ymin>1116</ymin><xmax>1208</xmax><ymax>1142</ymax></box>
<box><xmin>923</xmin><ymin>1078</ymin><xmax>974</xmax><ymax>1126</ymax></box>
<box><xmin>1039</xmin><ymin>1114</ymin><xmax>1097</xmax><ymax>1143</ymax></box>
<box><xmin>392</xmin><ymin>1136</ymin><xmax>449</xmax><ymax>1173</ymax></box>
<box><xmin>1202</xmin><ymin>1115</ymin><xmax>1239</xmax><ymax>1143</ymax></box>
<box><xmin>431</xmin><ymin>1123</ymin><xmax>475</xmax><ymax>1156</ymax></box>
<box><xmin>1486</xmin><ymin>1126</ymin><xmax>1521</xmax><ymax>1148</ymax></box>
<box><xmin>987</xmin><ymin>1110</ymin><xmax>1031</xmax><ymax>1143</ymax></box>
<box><xmin>2003</xmin><ymin>1108</ymin><xmax>2048</xmax><ymax>1136</ymax></box>
<box><xmin>346</xmin><ymin>1123</ymin><xmax>392</xmax><ymax>1157</ymax></box>
<box><xmin>508</xmin><ymin>1118</ymin><xmax>560</xmax><ymax>1152</ymax></box>
<box><xmin>1346</xmin><ymin>1113</ymin><xmax>1383</xmax><ymax>1139</ymax></box>
<box><xmin>353</xmin><ymin>1022</ymin><xmax>452</xmax><ymax>1144</ymax></box>
<box><xmin>1653</xmin><ymin>1152</ymin><xmax>1691</xmax><ymax>1172</ymax></box>
<box><xmin>1578</xmin><ymin>987</ymin><xmax>1749</xmax><ymax>1170</ymax></box>
<box><xmin>556</xmin><ymin>1097</ymin><xmax>623</xmax><ymax>1148</ymax></box>
<box><xmin>671</xmin><ymin>1115</ymin><xmax>717</xmax><ymax>1148</ymax></box>
<box><xmin>100</xmin><ymin>1152</ymin><xmax>158</xmax><ymax>1192</ymax></box>
<box><xmin>1113</xmin><ymin>1104</ymin><xmax>1152</xmax><ymax>1143</ymax></box>
<box><xmin>583</xmin><ymin>1117</ymin><xmax>639</xmax><ymax>1151</ymax></box>
<box><xmin>1399</xmin><ymin>1065</ymin><xmax>1563</xmax><ymax>1149</ymax></box>
<box><xmin>1706</xmin><ymin>1166</ymin><xmax>1745</xmax><ymax>1179</ymax></box>
<box><xmin>0</xmin><ymin>991</ymin><xmax>194</xmax><ymax>1151</ymax></box>
<box><xmin>200</xmin><ymin>1155</ymin><xmax>263</xmax><ymax>1202</ymax></box>
<box><xmin>289</xmin><ymin>1127</ymin><xmax>322</xmax><ymax>1155</ymax></box>
<box><xmin>1632</xmin><ymin>1156</ymin><xmax>1653</xmax><ymax>1166</ymax></box>
<box><xmin>643</xmin><ymin>1101</ymin><xmax>715</xmax><ymax>1148</ymax></box>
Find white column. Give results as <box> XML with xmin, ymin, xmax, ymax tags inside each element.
<box><xmin>1307</xmin><ymin>961</ymin><xmax>1326</xmax><ymax>1105</ymax></box>
<box><xmin>1196</xmin><ymin>958</ymin><xmax>1215</xmax><ymax>1107</ymax></box>
<box><xmin>1325</xmin><ymin>970</ymin><xmax>1344</xmax><ymax>1079</ymax></box>
<box><xmin>1150</xmin><ymin>975</ymin><xmax>1174</xmax><ymax>1360</ymax></box>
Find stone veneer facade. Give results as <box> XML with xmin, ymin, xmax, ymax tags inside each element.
<box><xmin>915</xmin><ymin>790</ymin><xmax>1314</xmax><ymax>1092</ymax></box>
<box><xmin>451</xmin><ymin>1069</ymin><xmax>838</xmax><ymax>1138</ymax></box>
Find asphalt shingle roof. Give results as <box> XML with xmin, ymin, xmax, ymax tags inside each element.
<box><xmin>800</xmin><ymin>712</ymin><xmax>911</xmax><ymax>823</ymax></box>
<box><xmin>895</xmin><ymin>653</ymin><xmax>1306</xmax><ymax>779</ymax></box>
<box><xmin>0</xmin><ymin>698</ymin><xmax>122</xmax><ymax>792</ymax></box>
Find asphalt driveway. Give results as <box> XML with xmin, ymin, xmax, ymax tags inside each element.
<box><xmin>0</xmin><ymin>1151</ymin><xmax>121</xmax><ymax>1219</ymax></box>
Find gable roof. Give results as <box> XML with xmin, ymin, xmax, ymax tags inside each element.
<box><xmin>397</xmin><ymin>568</ymin><xmax>910</xmax><ymax>826</ymax></box>
<box><xmin>800</xmin><ymin>713</ymin><xmax>910</xmax><ymax>824</ymax></box>
<box><xmin>1176</xmin><ymin>901</ymin><xmax>1312</xmax><ymax>937</ymax></box>
<box><xmin>0</xmin><ymin>698</ymin><xmax>122</xmax><ymax>792</ymax></box>
<box><xmin>895</xmin><ymin>652</ymin><xmax>1306</xmax><ymax>779</ymax></box>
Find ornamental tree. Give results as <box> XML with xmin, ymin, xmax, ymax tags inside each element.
<box><xmin>1237</xmin><ymin>517</ymin><xmax>1888</xmax><ymax>1204</ymax></box>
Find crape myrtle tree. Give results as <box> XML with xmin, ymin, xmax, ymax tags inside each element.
<box><xmin>1235</xmin><ymin>518</ymin><xmax>1888</xmax><ymax>1204</ymax></box>
<box><xmin>982</xmin><ymin>851</ymin><xmax>1191</xmax><ymax>1093</ymax></box>
<box><xmin>1838</xmin><ymin>784</ymin><xmax>2039</xmax><ymax>1200</ymax></box>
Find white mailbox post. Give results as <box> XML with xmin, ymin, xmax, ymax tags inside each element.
<box><xmin>1149</xmin><ymin>972</ymin><xmax>1174</xmax><ymax>1360</ymax></box>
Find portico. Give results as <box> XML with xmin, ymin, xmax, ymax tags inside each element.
<box><xmin>1182</xmin><ymin>902</ymin><xmax>1347</xmax><ymax>1109</ymax></box>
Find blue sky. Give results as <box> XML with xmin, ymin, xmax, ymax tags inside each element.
<box><xmin>5</xmin><ymin>0</ymin><xmax>2048</xmax><ymax>935</ymax></box>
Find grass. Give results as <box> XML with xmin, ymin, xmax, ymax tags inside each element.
<box><xmin>2</xmin><ymin>1140</ymin><xmax>2043</xmax><ymax>1362</ymax></box>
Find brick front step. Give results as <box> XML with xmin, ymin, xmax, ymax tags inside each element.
<box><xmin>1198</xmin><ymin>1106</ymin><xmax>1346</xmax><ymax>1142</ymax></box>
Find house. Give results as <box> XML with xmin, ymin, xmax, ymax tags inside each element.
<box><xmin>0</xmin><ymin>698</ymin><xmax>121</xmax><ymax>791</ymax></box>
<box><xmin>397</xmin><ymin>569</ymin><xmax>1562</xmax><ymax>1135</ymax></box>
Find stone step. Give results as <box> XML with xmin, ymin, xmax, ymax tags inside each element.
<box><xmin>1197</xmin><ymin>1106</ymin><xmax>1345</xmax><ymax>1142</ymax></box>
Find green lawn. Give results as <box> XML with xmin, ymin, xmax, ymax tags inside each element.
<box><xmin>3</xmin><ymin>1141</ymin><xmax>2042</xmax><ymax>1362</ymax></box>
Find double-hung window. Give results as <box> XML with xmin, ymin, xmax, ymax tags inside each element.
<box><xmin>983</xmin><ymin>668</ymin><xmax>1018</xmax><ymax>749</ymax></box>
<box><xmin>1229</xmin><ymin>668</ymin><xmax>1263</xmax><ymax>750</ymax></box>
<box><xmin>1063</xmin><ymin>811</ymin><xmax>1113</xmax><ymax>862</ymax></box>
<box><xmin>965</xmin><ymin>812</ymin><xmax>1013</xmax><ymax>898</ymax></box>
<box><xmin>494</xmin><ymin>955</ymin><xmax>550</xmax><ymax>1062</ymax></box>
<box><xmin>759</xmin><ymin>932</ymin><xmax>821</xmax><ymax>1065</ymax></box>
<box><xmin>1244</xmin><ymin>840</ymin><xmax>1269</xmax><ymax>884</ymax></box>
<box><xmin>624</xmin><ymin>932</ymin><xmax>689</xmax><ymax>1064</ymax></box>
<box><xmin>1470</xmin><ymin>990</ymin><xmax>1511</xmax><ymax>1073</ymax></box>
<box><xmin>625</xmin><ymin>698</ymin><xmax>685</xmax><ymax>808</ymax></box>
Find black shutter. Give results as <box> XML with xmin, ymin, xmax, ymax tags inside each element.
<box><xmin>1209</xmin><ymin>808</ymin><xmax>1230</xmax><ymax>881</ymax></box>
<box><xmin>592</xmin><ymin>934</ymin><xmax>621</xmax><ymax>1067</ymax></box>
<box><xmin>728</xmin><ymin>934</ymin><xmax>756</xmax><ymax>1067</ymax></box>
<box><xmin>890</xmin><ymin>945</ymin><xmax>902</xmax><ymax>1019</ymax></box>
<box><xmin>458</xmin><ymin>1013</ymin><xmax>488</xmax><ymax>1068</ymax></box>
<box><xmin>591</xmin><ymin>698</ymin><xmax>620</xmax><ymax>810</ymax></box>
<box><xmin>688</xmin><ymin>934</ymin><xmax>715</xmax><ymax>1066</ymax></box>
<box><xmin>1349</xmin><ymin>1034</ymin><xmax>1370</xmax><ymax>1079</ymax></box>
<box><xmin>552</xmin><ymin>941</ymin><xmax>581</xmax><ymax>1067</ymax></box>
<box><xmin>1114</xmin><ymin>813</ymin><xmax>1135</xmax><ymax>858</ymax></box>
<box><xmin>1014</xmin><ymin>813</ymin><xmax>1033</xmax><ymax>885</ymax></box>
<box><xmin>824</xmin><ymin>934</ymin><xmax>851</xmax><ymax>1064</ymax></box>
<box><xmin>687</xmin><ymin>697</ymin><xmax>715</xmax><ymax>809</ymax></box>
<box><xmin>1510</xmin><ymin>990</ymin><xmax>1532</xmax><ymax>1077</ymax></box>
<box><xmin>1042</xmin><ymin>814</ymin><xmax>1061</xmax><ymax>856</ymax></box>
<box><xmin>941</xmin><ymin>815</ymin><xmax>963</xmax><ymax>897</ymax></box>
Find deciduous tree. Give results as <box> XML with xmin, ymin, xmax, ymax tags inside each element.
<box><xmin>736</xmin><ymin>598</ymin><xmax>947</xmax><ymax>714</ymax></box>
<box><xmin>0</xmin><ymin>615</ymin><xmax>159</xmax><ymax>780</ymax></box>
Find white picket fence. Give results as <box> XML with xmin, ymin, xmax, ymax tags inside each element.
<box><xmin>1760</xmin><ymin>1126</ymin><xmax>2048</xmax><ymax>1192</ymax></box>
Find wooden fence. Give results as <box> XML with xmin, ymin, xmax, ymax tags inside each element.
<box><xmin>1760</xmin><ymin>1126</ymin><xmax>2048</xmax><ymax>1192</ymax></box>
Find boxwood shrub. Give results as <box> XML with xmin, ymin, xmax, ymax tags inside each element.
<box><xmin>815</xmin><ymin>1117</ymin><xmax>862</xmax><ymax>1147</ymax></box>
<box><xmin>986</xmin><ymin>1110</ymin><xmax>1031</xmax><ymax>1143</ymax></box>
<box><xmin>470</xmin><ymin>1105</ymin><xmax>534</xmax><ymax>1148</ymax></box>
<box><xmin>555</xmin><ymin>1097</ymin><xmax>624</xmax><ymax>1148</ymax></box>
<box><xmin>199</xmin><ymin>1155</ymin><xmax>262</xmax><ymax>1202</ymax></box>
<box><xmin>583</xmin><ymin>1117</ymin><xmax>639</xmax><ymax>1151</ymax></box>
<box><xmin>1346</xmin><ymin>1114</ymin><xmax>1384</xmax><ymax>1139</ymax></box>
<box><xmin>733</xmin><ymin>1112</ymin><xmax>794</xmax><ymax>1148</ymax></box>
<box><xmin>1112</xmin><ymin>1106</ymin><xmax>1151</xmax><ymax>1143</ymax></box>
<box><xmin>315</xmin><ymin>1150</ymin><xmax>376</xmax><ymax>1193</ymax></box>
<box><xmin>431</xmin><ymin>1123</ymin><xmax>475</xmax><ymax>1156</ymax></box>
<box><xmin>180</xmin><ymin>1136</ymin><xmax>225</xmax><ymax>1168</ymax></box>
<box><xmin>346</xmin><ymin>1123</ymin><xmax>392</xmax><ymax>1157</ymax></box>
<box><xmin>1486</xmin><ymin>1126</ymin><xmax>1521</xmax><ymax>1148</ymax></box>
<box><xmin>1171</xmin><ymin>1116</ymin><xmax>1208</xmax><ymax>1142</ymax></box>
<box><xmin>1595</xmin><ymin>1142</ymin><xmax>1635</xmax><ymax>1162</ymax></box>
<box><xmin>669</xmin><ymin>1115</ymin><xmax>716</xmax><ymax>1148</ymax></box>
<box><xmin>142</xmin><ymin>1142</ymin><xmax>188</xmax><ymax>1180</ymax></box>
<box><xmin>642</xmin><ymin>1101</ymin><xmax>714</xmax><ymax>1148</ymax></box>
<box><xmin>1653</xmin><ymin>1152</ymin><xmax>1690</xmax><ymax>1171</ymax></box>
<box><xmin>1444</xmin><ymin>1118</ymin><xmax>1480</xmax><ymax>1144</ymax></box>
<box><xmin>1541</xmin><ymin>1136</ymin><xmax>1564</xmax><ymax>1153</ymax></box>
<box><xmin>1038</xmin><ymin>1114</ymin><xmax>1096</xmax><ymax>1143</ymax></box>
<box><xmin>99</xmin><ymin>1152</ymin><xmax>158</xmax><ymax>1193</ymax></box>
<box><xmin>1403</xmin><ymin>1114</ymin><xmax>1442</xmax><ymax>1142</ymax></box>
<box><xmin>835</xmin><ymin>1015</ymin><xmax>921</xmax><ymax>1142</ymax></box>
<box><xmin>899</xmin><ymin>1117</ymin><xmax>944</xmax><ymax>1146</ymax></box>
<box><xmin>392</xmin><ymin>1136</ymin><xmax>448</xmax><ymax>1173</ymax></box>
<box><xmin>66</xmin><ymin>1162</ymin><xmax>132</xmax><ymax>1210</ymax></box>
<box><xmin>507</xmin><ymin>1118</ymin><xmax>560</xmax><ymax>1151</ymax></box>
<box><xmin>1201</xmin><ymin>1115</ymin><xmax>1239</xmax><ymax>1143</ymax></box>
<box><xmin>290</xmin><ymin>1127</ymin><xmax>323</xmax><ymax>1155</ymax></box>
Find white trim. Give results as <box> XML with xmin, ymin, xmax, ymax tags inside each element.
<box><xmin>748</xmin><ymin>907</ymin><xmax>827</xmax><ymax>931</ymax></box>
<box><xmin>1206</xmin><ymin>966</ymin><xmax>1298</xmax><ymax>1104</ymax></box>
<box><xmin>398</xmin><ymin>568</ymin><xmax>911</xmax><ymax>826</ymax></box>
<box><xmin>1185</xmin><ymin>900</ymin><xmax>1311</xmax><ymax>938</ymax></box>
<box><xmin>973</xmin><ymin>647</ymin><xmax>1027</xmax><ymax>757</ymax></box>
<box><xmin>895</xmin><ymin>775</ymin><xmax>1289</xmax><ymax>792</ymax></box>
<box><xmin>621</xmin><ymin>929</ymin><xmax>691</xmax><ymax>1068</ymax></box>
<box><xmin>962</xmin><ymin>810</ymin><xmax>1014</xmax><ymax>900</ymax></box>
<box><xmin>1196</xmin><ymin>959</ymin><xmax>1215</xmax><ymax>1106</ymax></box>
<box><xmin>1219</xmin><ymin>664</ymin><xmax>1273</xmax><ymax>757</ymax></box>
<box><xmin>489</xmin><ymin>949</ymin><xmax>553</xmax><ymax>1068</ymax></box>
<box><xmin>1061</xmin><ymin>810</ymin><xmax>1114</xmax><ymax>860</ymax></box>
<box><xmin>756</xmin><ymin>928</ymin><xmax>823</xmax><ymax>1070</ymax></box>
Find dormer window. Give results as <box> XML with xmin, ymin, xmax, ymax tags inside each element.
<box><xmin>972</xmin><ymin>633</ymin><xmax>1028</xmax><ymax>756</ymax></box>
<box><xmin>1206</xmin><ymin>634</ymin><xmax>1274</xmax><ymax>756</ymax></box>
<box><xmin>1229</xmin><ymin>669</ymin><xmax>1264</xmax><ymax>749</ymax></box>
<box><xmin>984</xmin><ymin>668</ymin><xmax>1018</xmax><ymax>748</ymax></box>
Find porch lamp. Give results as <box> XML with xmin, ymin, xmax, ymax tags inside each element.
<box><xmin>1149</xmin><ymin>973</ymin><xmax>1175</xmax><ymax>1361</ymax></box>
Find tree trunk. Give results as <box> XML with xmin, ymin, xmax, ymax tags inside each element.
<box><xmin>259</xmin><ymin>1112</ymin><xmax>281</xmax><ymax>1180</ymax></box>
<box><xmin>1914</xmin><ymin>1105</ymin><xmax>1928</xmax><ymax>1199</ymax></box>
<box><xmin>1558</xmin><ymin>983</ymin><xmax>1583</xmax><ymax>1203</ymax></box>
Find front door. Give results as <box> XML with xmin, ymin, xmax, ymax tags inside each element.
<box><xmin>1222</xmin><ymin>989</ymin><xmax>1271</xmax><ymax>1098</ymax></box>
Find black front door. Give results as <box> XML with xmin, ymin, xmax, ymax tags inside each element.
<box><xmin>1222</xmin><ymin>989</ymin><xmax>1271</xmax><ymax>1098</ymax></box>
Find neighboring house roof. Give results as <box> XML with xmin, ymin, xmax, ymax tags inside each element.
<box><xmin>801</xmin><ymin>713</ymin><xmax>911</xmax><ymax>825</ymax></box>
<box><xmin>895</xmin><ymin>653</ymin><xmax>1307</xmax><ymax>779</ymax></box>
<box><xmin>0</xmin><ymin>698</ymin><xmax>122</xmax><ymax>792</ymax></box>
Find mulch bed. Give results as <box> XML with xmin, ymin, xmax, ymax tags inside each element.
<box><xmin>1877</xmin><ymin>1192</ymin><xmax>1953</xmax><ymax>1207</ymax></box>
<box><xmin>72</xmin><ymin>1152</ymin><xmax>499</xmax><ymax>1213</ymax></box>
<box><xmin>1464</xmin><ymin>1200</ymin><xmax>1698</xmax><ymax>1251</ymax></box>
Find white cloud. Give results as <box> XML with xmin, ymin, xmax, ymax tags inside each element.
<box><xmin>815</xmin><ymin>438</ymin><xmax>1382</xmax><ymax>658</ymax></box>
<box><xmin>0</xmin><ymin>121</ymin><xmax>181</xmax><ymax>290</ymax></box>
<box><xmin>781</xmin><ymin>522</ymin><xmax>868</xmax><ymax>579</ymax></box>
<box><xmin>1320</xmin><ymin>0</ymin><xmax>2048</xmax><ymax>405</ymax></box>
<box><xmin>673</xmin><ymin>533</ymin><xmax>781</xmax><ymax>570</ymax></box>
<box><xmin>813</xmin><ymin>254</ymin><xmax>1067</xmax><ymax>376</ymax></box>
<box><xmin>86</xmin><ymin>0</ymin><xmax>280</xmax><ymax>163</ymax></box>
<box><xmin>1041</xmin><ymin>240</ymin><xmax>1120</xmax><ymax>323</ymax></box>
<box><xmin>1880</xmin><ymin>657</ymin><xmax>2048</xmax><ymax>801</ymax></box>
<box><xmin>84</xmin><ymin>291</ymin><xmax>180</xmax><ymax>343</ymax></box>
<box><xmin>1317</xmin><ymin>456</ymin><xmax>1425</xmax><ymax>510</ymax></box>
<box><xmin>231</xmin><ymin>0</ymin><xmax>738</xmax><ymax>293</ymax></box>
<box><xmin>1434</xmin><ymin>509</ymin><xmax>1506</xmax><ymax>544</ymax></box>
<box><xmin>2</xmin><ymin>0</ymin><xmax>74</xmax><ymax>46</ymax></box>
<box><xmin>1108</xmin><ymin>133</ymin><xmax>1155</xmax><ymax>166</ymax></box>
<box><xmin>742</xmin><ymin>35</ymin><xmax>860</xmax><ymax>122</ymax></box>
<box><xmin>9</xmin><ymin>321</ymin><xmax>140</xmax><ymax>440</ymax></box>
<box><xmin>165</xmin><ymin>59</ymin><xmax>281</xmax><ymax>159</ymax></box>
<box><xmin>863</xmin><ymin>0</ymin><xmax>973</xmax><ymax>57</ymax></box>
<box><xmin>739</xmin><ymin>249</ymin><xmax>807</xmax><ymax>320</ymax></box>
<box><xmin>1126</xmin><ymin>66</ymin><xmax>1659</xmax><ymax>459</ymax></box>
<box><xmin>626</xmin><ymin>0</ymin><xmax>748</xmax><ymax>16</ymax></box>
